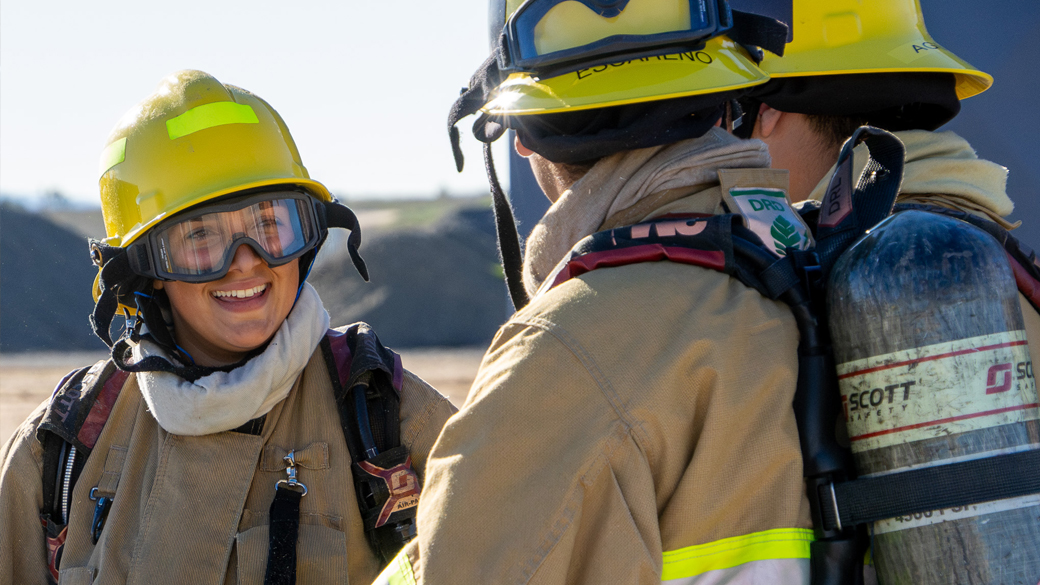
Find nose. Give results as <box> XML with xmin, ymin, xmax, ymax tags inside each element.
<box><xmin>227</xmin><ymin>242</ymin><xmax>265</xmax><ymax>273</ymax></box>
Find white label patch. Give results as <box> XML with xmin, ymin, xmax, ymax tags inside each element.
<box><xmin>887</xmin><ymin>40</ymin><xmax>946</xmax><ymax>64</ymax></box>
<box><xmin>873</xmin><ymin>493</ymin><xmax>1040</xmax><ymax>535</ymax></box>
<box><xmin>837</xmin><ymin>331</ymin><xmax>1038</xmax><ymax>452</ymax></box>
<box><xmin>727</xmin><ymin>188</ymin><xmax>814</xmax><ymax>257</ymax></box>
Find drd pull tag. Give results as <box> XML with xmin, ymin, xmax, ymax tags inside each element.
<box><xmin>275</xmin><ymin>450</ymin><xmax>307</xmax><ymax>496</ymax></box>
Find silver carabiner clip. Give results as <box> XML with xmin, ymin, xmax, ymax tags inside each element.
<box><xmin>275</xmin><ymin>449</ymin><xmax>308</xmax><ymax>496</ymax></box>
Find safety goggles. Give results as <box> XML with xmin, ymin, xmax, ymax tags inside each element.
<box><xmin>499</xmin><ymin>0</ymin><xmax>733</xmax><ymax>74</ymax></box>
<box><xmin>127</xmin><ymin>191</ymin><xmax>325</xmax><ymax>282</ymax></box>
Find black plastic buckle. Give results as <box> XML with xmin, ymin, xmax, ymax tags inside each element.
<box><xmin>790</xmin><ymin>249</ymin><xmax>823</xmax><ymax>305</ymax></box>
<box><xmin>353</xmin><ymin>445</ymin><xmax>421</xmax><ymax>562</ymax></box>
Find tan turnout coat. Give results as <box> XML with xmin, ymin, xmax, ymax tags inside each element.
<box><xmin>384</xmin><ymin>131</ymin><xmax>1040</xmax><ymax>585</ymax></box>
<box><xmin>391</xmin><ymin>173</ymin><xmax>815</xmax><ymax>584</ymax></box>
<box><xmin>0</xmin><ymin>337</ymin><xmax>456</xmax><ymax>585</ymax></box>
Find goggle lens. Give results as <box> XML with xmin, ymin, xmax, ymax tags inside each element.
<box><xmin>506</xmin><ymin>0</ymin><xmax>727</xmax><ymax>72</ymax></box>
<box><xmin>152</xmin><ymin>197</ymin><xmax>317</xmax><ymax>279</ymax></box>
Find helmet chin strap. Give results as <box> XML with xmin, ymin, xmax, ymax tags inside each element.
<box><xmin>484</xmin><ymin>143</ymin><xmax>530</xmax><ymax>310</ymax></box>
<box><xmin>447</xmin><ymin>49</ymin><xmax>528</xmax><ymax>310</ymax></box>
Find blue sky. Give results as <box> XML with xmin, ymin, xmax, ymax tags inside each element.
<box><xmin>0</xmin><ymin>0</ymin><xmax>510</xmax><ymax>205</ymax></box>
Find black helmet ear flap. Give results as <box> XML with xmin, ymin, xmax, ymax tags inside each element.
<box><xmin>448</xmin><ymin>47</ymin><xmax>509</xmax><ymax>172</ymax></box>
<box><xmin>89</xmin><ymin>240</ymin><xmax>137</xmax><ymax>347</ymax></box>
<box><xmin>89</xmin><ymin>239</ymin><xmax>182</xmax><ymax>357</ymax></box>
<box><xmin>321</xmin><ymin>201</ymin><xmax>370</xmax><ymax>282</ymax></box>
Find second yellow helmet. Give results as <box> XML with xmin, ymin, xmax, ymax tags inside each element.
<box><xmin>744</xmin><ymin>0</ymin><xmax>991</xmax><ymax>100</ymax></box>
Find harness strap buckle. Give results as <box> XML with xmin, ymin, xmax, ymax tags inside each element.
<box><xmin>275</xmin><ymin>450</ymin><xmax>308</xmax><ymax>496</ymax></box>
<box><xmin>828</xmin><ymin>482</ymin><xmax>842</xmax><ymax>532</ymax></box>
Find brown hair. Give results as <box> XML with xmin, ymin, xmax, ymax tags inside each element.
<box><xmin>806</xmin><ymin>114</ymin><xmax>869</xmax><ymax>150</ymax></box>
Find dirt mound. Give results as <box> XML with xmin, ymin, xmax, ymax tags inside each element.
<box><xmin>0</xmin><ymin>202</ymin><xmax>508</xmax><ymax>353</ymax></box>
<box><xmin>0</xmin><ymin>203</ymin><xmax>107</xmax><ymax>352</ymax></box>
<box><xmin>310</xmin><ymin>206</ymin><xmax>509</xmax><ymax>347</ymax></box>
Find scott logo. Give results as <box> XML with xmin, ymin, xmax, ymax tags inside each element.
<box><xmin>985</xmin><ymin>363</ymin><xmax>1013</xmax><ymax>394</ymax></box>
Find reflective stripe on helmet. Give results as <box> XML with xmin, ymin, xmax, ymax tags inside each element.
<box><xmin>166</xmin><ymin>101</ymin><xmax>259</xmax><ymax>140</ymax></box>
<box><xmin>661</xmin><ymin>528</ymin><xmax>813</xmax><ymax>582</ymax></box>
<box><xmin>98</xmin><ymin>137</ymin><xmax>127</xmax><ymax>176</ymax></box>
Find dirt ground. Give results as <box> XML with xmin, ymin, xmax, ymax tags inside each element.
<box><xmin>0</xmin><ymin>348</ymin><xmax>484</xmax><ymax>446</ymax></box>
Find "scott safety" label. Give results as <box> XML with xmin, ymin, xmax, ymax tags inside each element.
<box><xmin>836</xmin><ymin>331</ymin><xmax>1038</xmax><ymax>452</ymax></box>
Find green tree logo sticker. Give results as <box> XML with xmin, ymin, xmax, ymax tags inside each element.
<box><xmin>770</xmin><ymin>215</ymin><xmax>803</xmax><ymax>255</ymax></box>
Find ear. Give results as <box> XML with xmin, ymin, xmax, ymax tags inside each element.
<box><xmin>514</xmin><ymin>135</ymin><xmax>535</xmax><ymax>158</ymax></box>
<box><xmin>756</xmin><ymin>103</ymin><xmax>783</xmax><ymax>138</ymax></box>
<box><xmin>153</xmin><ymin>280</ymin><xmax>165</xmax><ymax>290</ymax></box>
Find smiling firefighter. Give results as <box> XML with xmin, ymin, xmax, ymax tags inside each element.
<box><xmin>0</xmin><ymin>70</ymin><xmax>456</xmax><ymax>585</ymax></box>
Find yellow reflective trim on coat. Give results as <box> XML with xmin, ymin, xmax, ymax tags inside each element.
<box><xmin>99</xmin><ymin>137</ymin><xmax>127</xmax><ymax>176</ymax></box>
<box><xmin>373</xmin><ymin>550</ymin><xmax>417</xmax><ymax>585</ymax></box>
<box><xmin>661</xmin><ymin>528</ymin><xmax>814</xmax><ymax>580</ymax></box>
<box><xmin>166</xmin><ymin>101</ymin><xmax>259</xmax><ymax>140</ymax></box>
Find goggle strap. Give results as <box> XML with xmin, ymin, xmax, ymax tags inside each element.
<box><xmin>729</xmin><ymin>10</ymin><xmax>788</xmax><ymax>58</ymax></box>
<box><xmin>483</xmin><ymin>143</ymin><xmax>530</xmax><ymax>311</ymax></box>
<box><xmin>323</xmin><ymin>201</ymin><xmax>370</xmax><ymax>282</ymax></box>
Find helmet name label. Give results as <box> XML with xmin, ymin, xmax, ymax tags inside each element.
<box><xmin>888</xmin><ymin>40</ymin><xmax>946</xmax><ymax>64</ymax></box>
<box><xmin>575</xmin><ymin>50</ymin><xmax>713</xmax><ymax>80</ymax></box>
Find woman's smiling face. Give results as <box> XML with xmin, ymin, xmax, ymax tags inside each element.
<box><xmin>155</xmin><ymin>245</ymin><xmax>299</xmax><ymax>367</ymax></box>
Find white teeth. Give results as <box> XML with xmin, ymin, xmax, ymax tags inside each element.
<box><xmin>212</xmin><ymin>284</ymin><xmax>267</xmax><ymax>299</ymax></box>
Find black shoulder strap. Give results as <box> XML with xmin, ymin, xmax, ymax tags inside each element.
<box><xmin>37</xmin><ymin>360</ymin><xmax>125</xmax><ymax>454</ymax></box>
<box><xmin>323</xmin><ymin>323</ymin><xmax>403</xmax><ymax>459</ymax></box>
<box><xmin>38</xmin><ymin>360</ymin><xmax>126</xmax><ymax>523</ymax></box>
<box><xmin>36</xmin><ymin>360</ymin><xmax>127</xmax><ymax>583</ymax></box>
<box><xmin>320</xmin><ymin>323</ymin><xmax>420</xmax><ymax>564</ymax></box>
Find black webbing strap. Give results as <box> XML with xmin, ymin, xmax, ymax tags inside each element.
<box><xmin>822</xmin><ymin>449</ymin><xmax>1040</xmax><ymax>531</ymax></box>
<box><xmin>264</xmin><ymin>487</ymin><xmax>303</xmax><ymax>585</ymax></box>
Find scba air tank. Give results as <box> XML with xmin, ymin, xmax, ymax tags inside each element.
<box><xmin>827</xmin><ymin>210</ymin><xmax>1040</xmax><ymax>584</ymax></box>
